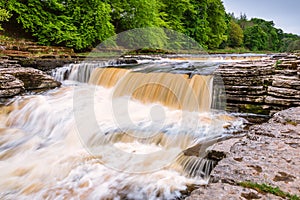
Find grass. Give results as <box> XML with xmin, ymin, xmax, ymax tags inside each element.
<box><xmin>286</xmin><ymin>120</ymin><xmax>298</xmax><ymax>126</ymax></box>
<box><xmin>239</xmin><ymin>182</ymin><xmax>300</xmax><ymax>200</ymax></box>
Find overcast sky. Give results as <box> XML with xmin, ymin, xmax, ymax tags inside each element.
<box><xmin>222</xmin><ymin>0</ymin><xmax>300</xmax><ymax>35</ymax></box>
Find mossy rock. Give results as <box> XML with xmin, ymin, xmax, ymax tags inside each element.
<box><xmin>239</xmin><ymin>104</ymin><xmax>270</xmax><ymax>115</ymax></box>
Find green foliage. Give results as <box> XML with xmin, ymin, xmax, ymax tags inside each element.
<box><xmin>205</xmin><ymin>0</ymin><xmax>227</xmax><ymax>49</ymax></box>
<box><xmin>182</xmin><ymin>0</ymin><xmax>227</xmax><ymax>49</ymax></box>
<box><xmin>233</xmin><ymin>16</ymin><xmax>300</xmax><ymax>52</ymax></box>
<box><xmin>0</xmin><ymin>8</ymin><xmax>11</xmax><ymax>30</ymax></box>
<box><xmin>160</xmin><ymin>0</ymin><xmax>193</xmax><ymax>32</ymax></box>
<box><xmin>239</xmin><ymin>182</ymin><xmax>300</xmax><ymax>200</ymax></box>
<box><xmin>109</xmin><ymin>0</ymin><xmax>165</xmax><ymax>33</ymax></box>
<box><xmin>287</xmin><ymin>39</ymin><xmax>300</xmax><ymax>52</ymax></box>
<box><xmin>275</xmin><ymin>60</ymin><xmax>283</xmax><ymax>70</ymax></box>
<box><xmin>228</xmin><ymin>19</ymin><xmax>243</xmax><ymax>47</ymax></box>
<box><xmin>250</xmin><ymin>18</ymin><xmax>281</xmax><ymax>50</ymax></box>
<box><xmin>183</xmin><ymin>0</ymin><xmax>210</xmax><ymax>49</ymax></box>
<box><xmin>279</xmin><ymin>33</ymin><xmax>300</xmax><ymax>52</ymax></box>
<box><xmin>115</xmin><ymin>27</ymin><xmax>168</xmax><ymax>50</ymax></box>
<box><xmin>2</xmin><ymin>0</ymin><xmax>299</xmax><ymax>52</ymax></box>
<box><xmin>10</xmin><ymin>0</ymin><xmax>115</xmax><ymax>51</ymax></box>
<box><xmin>244</xmin><ymin>25</ymin><xmax>268</xmax><ymax>51</ymax></box>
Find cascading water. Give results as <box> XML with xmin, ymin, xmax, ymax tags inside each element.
<box><xmin>0</xmin><ymin>58</ymin><xmax>245</xmax><ymax>199</ymax></box>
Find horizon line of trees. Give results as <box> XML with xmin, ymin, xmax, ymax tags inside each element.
<box><xmin>224</xmin><ymin>13</ymin><xmax>300</xmax><ymax>52</ymax></box>
<box><xmin>0</xmin><ymin>0</ymin><xmax>299</xmax><ymax>52</ymax></box>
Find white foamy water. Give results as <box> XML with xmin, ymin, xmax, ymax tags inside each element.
<box><xmin>0</xmin><ymin>84</ymin><xmax>245</xmax><ymax>199</ymax></box>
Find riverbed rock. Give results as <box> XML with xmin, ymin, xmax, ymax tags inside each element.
<box><xmin>0</xmin><ymin>67</ymin><xmax>61</xmax><ymax>97</ymax></box>
<box><xmin>186</xmin><ymin>183</ymin><xmax>282</xmax><ymax>200</ymax></box>
<box><xmin>0</xmin><ymin>74</ymin><xmax>24</xmax><ymax>97</ymax></box>
<box><xmin>187</xmin><ymin>107</ymin><xmax>300</xmax><ymax>199</ymax></box>
<box><xmin>17</xmin><ymin>57</ymin><xmax>76</xmax><ymax>71</ymax></box>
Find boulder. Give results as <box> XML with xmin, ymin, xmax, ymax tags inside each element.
<box><xmin>17</xmin><ymin>58</ymin><xmax>74</xmax><ymax>71</ymax></box>
<box><xmin>0</xmin><ymin>67</ymin><xmax>61</xmax><ymax>97</ymax></box>
<box><xmin>0</xmin><ymin>74</ymin><xmax>24</xmax><ymax>97</ymax></box>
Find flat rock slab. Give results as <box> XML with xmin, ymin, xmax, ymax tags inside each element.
<box><xmin>211</xmin><ymin>135</ymin><xmax>300</xmax><ymax>195</ymax></box>
<box><xmin>187</xmin><ymin>107</ymin><xmax>300</xmax><ymax>199</ymax></box>
<box><xmin>186</xmin><ymin>183</ymin><xmax>282</xmax><ymax>200</ymax></box>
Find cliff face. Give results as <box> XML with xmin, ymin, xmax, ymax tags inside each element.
<box><xmin>215</xmin><ymin>54</ymin><xmax>300</xmax><ymax>116</ymax></box>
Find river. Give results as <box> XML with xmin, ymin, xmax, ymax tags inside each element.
<box><xmin>0</xmin><ymin>54</ymin><xmax>267</xmax><ymax>199</ymax></box>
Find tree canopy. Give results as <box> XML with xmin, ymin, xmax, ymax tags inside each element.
<box><xmin>227</xmin><ymin>19</ymin><xmax>244</xmax><ymax>47</ymax></box>
<box><xmin>1</xmin><ymin>0</ymin><xmax>299</xmax><ymax>52</ymax></box>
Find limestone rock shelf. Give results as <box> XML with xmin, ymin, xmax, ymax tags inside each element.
<box><xmin>215</xmin><ymin>54</ymin><xmax>300</xmax><ymax>115</ymax></box>
<box><xmin>187</xmin><ymin>107</ymin><xmax>300</xmax><ymax>199</ymax></box>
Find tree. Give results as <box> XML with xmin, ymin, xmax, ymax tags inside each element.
<box><xmin>9</xmin><ymin>0</ymin><xmax>115</xmax><ymax>51</ymax></box>
<box><xmin>160</xmin><ymin>0</ymin><xmax>193</xmax><ymax>32</ymax></box>
<box><xmin>244</xmin><ymin>25</ymin><xmax>268</xmax><ymax>51</ymax></box>
<box><xmin>183</xmin><ymin>0</ymin><xmax>227</xmax><ymax>49</ymax></box>
<box><xmin>287</xmin><ymin>39</ymin><xmax>300</xmax><ymax>52</ymax></box>
<box><xmin>279</xmin><ymin>33</ymin><xmax>300</xmax><ymax>52</ymax></box>
<box><xmin>183</xmin><ymin>0</ymin><xmax>210</xmax><ymax>49</ymax></box>
<box><xmin>109</xmin><ymin>0</ymin><xmax>165</xmax><ymax>33</ymax></box>
<box><xmin>250</xmin><ymin>18</ymin><xmax>280</xmax><ymax>50</ymax></box>
<box><xmin>239</xmin><ymin>17</ymin><xmax>290</xmax><ymax>51</ymax></box>
<box><xmin>228</xmin><ymin>19</ymin><xmax>243</xmax><ymax>47</ymax></box>
<box><xmin>205</xmin><ymin>0</ymin><xmax>228</xmax><ymax>49</ymax></box>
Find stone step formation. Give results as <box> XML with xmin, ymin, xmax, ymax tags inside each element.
<box><xmin>215</xmin><ymin>54</ymin><xmax>300</xmax><ymax>116</ymax></box>
<box><xmin>0</xmin><ymin>37</ymin><xmax>82</xmax><ymax>71</ymax></box>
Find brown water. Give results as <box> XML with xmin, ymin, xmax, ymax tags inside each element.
<box><xmin>89</xmin><ymin>68</ymin><xmax>213</xmax><ymax>112</ymax></box>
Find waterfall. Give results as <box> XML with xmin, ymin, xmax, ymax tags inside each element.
<box><xmin>0</xmin><ymin>58</ymin><xmax>246</xmax><ymax>199</ymax></box>
<box><xmin>89</xmin><ymin>67</ymin><xmax>213</xmax><ymax>112</ymax></box>
<box><xmin>52</xmin><ymin>60</ymin><xmax>123</xmax><ymax>82</ymax></box>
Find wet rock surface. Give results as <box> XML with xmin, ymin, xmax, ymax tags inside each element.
<box><xmin>187</xmin><ymin>107</ymin><xmax>300</xmax><ymax>199</ymax></box>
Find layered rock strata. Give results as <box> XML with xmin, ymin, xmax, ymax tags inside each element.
<box><xmin>216</xmin><ymin>54</ymin><xmax>300</xmax><ymax>115</ymax></box>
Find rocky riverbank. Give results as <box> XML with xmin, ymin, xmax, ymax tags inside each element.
<box><xmin>216</xmin><ymin>53</ymin><xmax>300</xmax><ymax>116</ymax></box>
<box><xmin>0</xmin><ymin>56</ymin><xmax>61</xmax><ymax>98</ymax></box>
<box><xmin>187</xmin><ymin>106</ymin><xmax>300</xmax><ymax>199</ymax></box>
